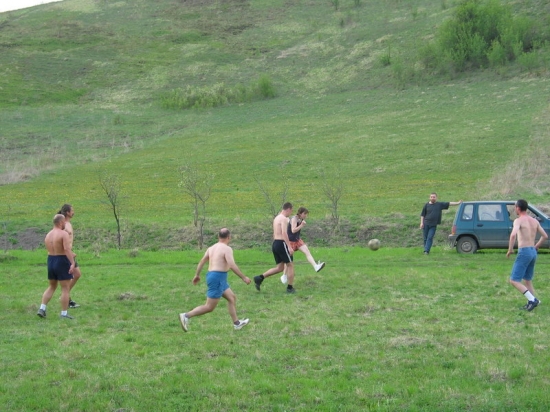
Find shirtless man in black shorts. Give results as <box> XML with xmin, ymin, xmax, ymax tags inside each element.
<box><xmin>37</xmin><ymin>214</ymin><xmax>76</xmax><ymax>319</ymax></box>
<box><xmin>254</xmin><ymin>202</ymin><xmax>296</xmax><ymax>293</ymax></box>
<box><xmin>59</xmin><ymin>204</ymin><xmax>81</xmax><ymax>308</ymax></box>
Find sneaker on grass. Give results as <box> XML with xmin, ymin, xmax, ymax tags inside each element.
<box><xmin>526</xmin><ymin>298</ymin><xmax>540</xmax><ymax>312</ymax></box>
<box><xmin>314</xmin><ymin>262</ymin><xmax>325</xmax><ymax>272</ymax></box>
<box><xmin>179</xmin><ymin>313</ymin><xmax>189</xmax><ymax>332</ymax></box>
<box><xmin>234</xmin><ymin>319</ymin><xmax>249</xmax><ymax>330</ymax></box>
<box><xmin>37</xmin><ymin>308</ymin><xmax>46</xmax><ymax>318</ymax></box>
<box><xmin>254</xmin><ymin>275</ymin><xmax>263</xmax><ymax>291</ymax></box>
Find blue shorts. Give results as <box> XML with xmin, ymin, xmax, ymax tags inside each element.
<box><xmin>510</xmin><ymin>247</ymin><xmax>537</xmax><ymax>282</ymax></box>
<box><xmin>47</xmin><ymin>255</ymin><xmax>73</xmax><ymax>281</ymax></box>
<box><xmin>206</xmin><ymin>271</ymin><xmax>230</xmax><ymax>299</ymax></box>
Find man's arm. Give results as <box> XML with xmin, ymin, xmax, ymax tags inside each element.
<box><xmin>535</xmin><ymin>223</ymin><xmax>548</xmax><ymax>250</ymax></box>
<box><xmin>290</xmin><ymin>217</ymin><xmax>304</xmax><ymax>234</ymax></box>
<box><xmin>225</xmin><ymin>248</ymin><xmax>251</xmax><ymax>285</ymax></box>
<box><xmin>281</xmin><ymin>218</ymin><xmax>293</xmax><ymax>254</ymax></box>
<box><xmin>193</xmin><ymin>250</ymin><xmax>210</xmax><ymax>285</ymax></box>
<box><xmin>62</xmin><ymin>233</ymin><xmax>75</xmax><ymax>273</ymax></box>
<box><xmin>507</xmin><ymin>220</ymin><xmax>520</xmax><ymax>257</ymax></box>
<box><xmin>420</xmin><ymin>204</ymin><xmax>426</xmax><ymax>228</ymax></box>
<box><xmin>450</xmin><ymin>200</ymin><xmax>463</xmax><ymax>206</ymax></box>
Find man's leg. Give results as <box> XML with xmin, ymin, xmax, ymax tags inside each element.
<box><xmin>69</xmin><ymin>266</ymin><xmax>81</xmax><ymax>308</ymax></box>
<box><xmin>70</xmin><ymin>266</ymin><xmax>81</xmax><ymax>290</ymax></box>
<box><xmin>299</xmin><ymin>244</ymin><xmax>317</xmax><ymax>268</ymax></box>
<box><xmin>41</xmin><ymin>280</ymin><xmax>58</xmax><ymax>306</ymax></box>
<box><xmin>524</xmin><ymin>280</ymin><xmax>536</xmax><ymax>296</ymax></box>
<box><xmin>286</xmin><ymin>262</ymin><xmax>295</xmax><ymax>291</ymax></box>
<box><xmin>262</xmin><ymin>262</ymin><xmax>285</xmax><ymax>278</ymax></box>
<box><xmin>59</xmin><ymin>280</ymin><xmax>71</xmax><ymax>312</ymax></box>
<box><xmin>186</xmin><ymin>298</ymin><xmax>220</xmax><ymax>318</ymax></box>
<box><xmin>425</xmin><ymin>226</ymin><xmax>437</xmax><ymax>253</ymax></box>
<box><xmin>222</xmin><ymin>288</ymin><xmax>238</xmax><ymax>323</ymax></box>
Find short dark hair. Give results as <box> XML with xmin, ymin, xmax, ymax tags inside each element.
<box><xmin>282</xmin><ymin>202</ymin><xmax>293</xmax><ymax>210</ymax></box>
<box><xmin>297</xmin><ymin>207</ymin><xmax>309</xmax><ymax>215</ymax></box>
<box><xmin>219</xmin><ymin>228</ymin><xmax>230</xmax><ymax>239</ymax></box>
<box><xmin>58</xmin><ymin>204</ymin><xmax>72</xmax><ymax>216</ymax></box>
<box><xmin>516</xmin><ymin>199</ymin><xmax>528</xmax><ymax>212</ymax></box>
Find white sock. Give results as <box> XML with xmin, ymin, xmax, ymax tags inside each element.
<box><xmin>40</xmin><ymin>304</ymin><xmax>46</xmax><ymax>310</ymax></box>
<box><xmin>524</xmin><ymin>291</ymin><xmax>536</xmax><ymax>301</ymax></box>
<box><xmin>61</xmin><ymin>310</ymin><xmax>67</xmax><ymax>316</ymax></box>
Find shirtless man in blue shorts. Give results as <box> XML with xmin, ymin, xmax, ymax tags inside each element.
<box><xmin>507</xmin><ymin>199</ymin><xmax>548</xmax><ymax>311</ymax></box>
<box><xmin>254</xmin><ymin>202</ymin><xmax>296</xmax><ymax>293</ymax></box>
<box><xmin>179</xmin><ymin>228</ymin><xmax>251</xmax><ymax>332</ymax></box>
<box><xmin>37</xmin><ymin>214</ymin><xmax>76</xmax><ymax>319</ymax></box>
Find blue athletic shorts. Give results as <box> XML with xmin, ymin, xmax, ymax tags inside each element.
<box><xmin>206</xmin><ymin>271</ymin><xmax>230</xmax><ymax>299</ymax></box>
<box><xmin>47</xmin><ymin>255</ymin><xmax>73</xmax><ymax>281</ymax></box>
<box><xmin>510</xmin><ymin>247</ymin><xmax>537</xmax><ymax>282</ymax></box>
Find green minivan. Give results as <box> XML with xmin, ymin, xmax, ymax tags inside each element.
<box><xmin>448</xmin><ymin>201</ymin><xmax>550</xmax><ymax>253</ymax></box>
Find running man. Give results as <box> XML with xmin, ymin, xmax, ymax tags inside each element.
<box><xmin>58</xmin><ymin>204</ymin><xmax>81</xmax><ymax>308</ymax></box>
<box><xmin>37</xmin><ymin>214</ymin><xmax>76</xmax><ymax>319</ymax></box>
<box><xmin>179</xmin><ymin>228</ymin><xmax>251</xmax><ymax>332</ymax></box>
<box><xmin>506</xmin><ymin>199</ymin><xmax>548</xmax><ymax>311</ymax></box>
<box><xmin>254</xmin><ymin>202</ymin><xmax>296</xmax><ymax>293</ymax></box>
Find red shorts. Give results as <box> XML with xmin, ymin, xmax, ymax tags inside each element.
<box><xmin>289</xmin><ymin>239</ymin><xmax>304</xmax><ymax>251</ymax></box>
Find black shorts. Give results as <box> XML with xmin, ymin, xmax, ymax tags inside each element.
<box><xmin>272</xmin><ymin>240</ymin><xmax>293</xmax><ymax>264</ymax></box>
<box><xmin>47</xmin><ymin>255</ymin><xmax>73</xmax><ymax>281</ymax></box>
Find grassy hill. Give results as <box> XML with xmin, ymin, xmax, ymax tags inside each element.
<box><xmin>1</xmin><ymin>0</ymin><xmax>550</xmax><ymax>249</ymax></box>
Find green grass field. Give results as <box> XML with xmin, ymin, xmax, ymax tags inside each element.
<box><xmin>1</xmin><ymin>0</ymin><xmax>550</xmax><ymax>249</ymax></box>
<box><xmin>2</xmin><ymin>247</ymin><xmax>550</xmax><ymax>411</ymax></box>
<box><xmin>1</xmin><ymin>1</ymin><xmax>550</xmax><ymax>409</ymax></box>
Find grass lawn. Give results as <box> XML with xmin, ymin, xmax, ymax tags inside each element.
<box><xmin>2</xmin><ymin>247</ymin><xmax>550</xmax><ymax>411</ymax></box>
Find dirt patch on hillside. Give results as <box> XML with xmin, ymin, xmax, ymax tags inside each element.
<box><xmin>2</xmin><ymin>228</ymin><xmax>44</xmax><ymax>251</ymax></box>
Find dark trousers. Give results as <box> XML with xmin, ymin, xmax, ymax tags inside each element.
<box><xmin>423</xmin><ymin>224</ymin><xmax>437</xmax><ymax>253</ymax></box>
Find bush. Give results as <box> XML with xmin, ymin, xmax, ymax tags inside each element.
<box><xmin>255</xmin><ymin>74</ymin><xmax>276</xmax><ymax>99</ymax></box>
<box><xmin>423</xmin><ymin>0</ymin><xmax>545</xmax><ymax>73</ymax></box>
<box><xmin>487</xmin><ymin>40</ymin><xmax>507</xmax><ymax>67</ymax></box>
<box><xmin>161</xmin><ymin>76</ymin><xmax>276</xmax><ymax>110</ymax></box>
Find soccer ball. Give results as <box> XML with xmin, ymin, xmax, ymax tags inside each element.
<box><xmin>368</xmin><ymin>239</ymin><xmax>381</xmax><ymax>251</ymax></box>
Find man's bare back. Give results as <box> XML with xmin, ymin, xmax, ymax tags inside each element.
<box><xmin>45</xmin><ymin>227</ymin><xmax>71</xmax><ymax>256</ymax></box>
<box><xmin>514</xmin><ymin>215</ymin><xmax>546</xmax><ymax>248</ymax></box>
<box><xmin>44</xmin><ymin>214</ymin><xmax>75</xmax><ymax>268</ymax></box>
<box><xmin>206</xmin><ymin>242</ymin><xmax>234</xmax><ymax>272</ymax></box>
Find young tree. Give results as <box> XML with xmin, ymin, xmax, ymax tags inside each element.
<box><xmin>178</xmin><ymin>164</ymin><xmax>214</xmax><ymax>249</ymax></box>
<box><xmin>255</xmin><ymin>175</ymin><xmax>290</xmax><ymax>219</ymax></box>
<box><xmin>321</xmin><ymin>171</ymin><xmax>344</xmax><ymax>233</ymax></box>
<box><xmin>1</xmin><ymin>205</ymin><xmax>11</xmax><ymax>253</ymax></box>
<box><xmin>99</xmin><ymin>173</ymin><xmax>123</xmax><ymax>249</ymax></box>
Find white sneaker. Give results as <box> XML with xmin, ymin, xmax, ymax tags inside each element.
<box><xmin>234</xmin><ymin>318</ymin><xmax>249</xmax><ymax>330</ymax></box>
<box><xmin>280</xmin><ymin>273</ymin><xmax>288</xmax><ymax>284</ymax></box>
<box><xmin>179</xmin><ymin>313</ymin><xmax>189</xmax><ymax>332</ymax></box>
<box><xmin>314</xmin><ymin>262</ymin><xmax>325</xmax><ymax>272</ymax></box>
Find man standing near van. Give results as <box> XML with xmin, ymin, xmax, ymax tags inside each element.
<box><xmin>507</xmin><ymin>199</ymin><xmax>547</xmax><ymax>311</ymax></box>
<box><xmin>420</xmin><ymin>193</ymin><xmax>462</xmax><ymax>254</ymax></box>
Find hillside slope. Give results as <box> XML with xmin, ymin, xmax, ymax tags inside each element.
<box><xmin>0</xmin><ymin>0</ymin><xmax>549</xmax><ymax>249</ymax></box>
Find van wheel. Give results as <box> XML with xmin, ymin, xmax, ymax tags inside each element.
<box><xmin>457</xmin><ymin>236</ymin><xmax>478</xmax><ymax>254</ymax></box>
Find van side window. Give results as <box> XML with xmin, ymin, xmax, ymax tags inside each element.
<box><xmin>461</xmin><ymin>204</ymin><xmax>473</xmax><ymax>220</ymax></box>
<box><xmin>478</xmin><ymin>204</ymin><xmax>502</xmax><ymax>221</ymax></box>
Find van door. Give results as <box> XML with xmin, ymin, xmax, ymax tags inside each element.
<box><xmin>474</xmin><ymin>203</ymin><xmax>511</xmax><ymax>248</ymax></box>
